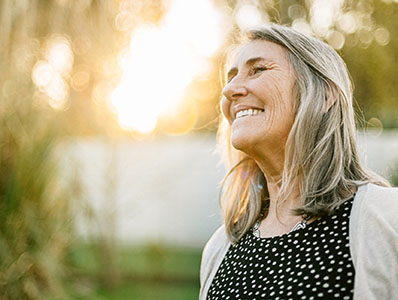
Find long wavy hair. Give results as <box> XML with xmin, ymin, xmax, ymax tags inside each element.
<box><xmin>218</xmin><ymin>24</ymin><xmax>390</xmax><ymax>243</ymax></box>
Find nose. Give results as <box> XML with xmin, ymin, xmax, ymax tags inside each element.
<box><xmin>222</xmin><ymin>76</ymin><xmax>248</xmax><ymax>101</ymax></box>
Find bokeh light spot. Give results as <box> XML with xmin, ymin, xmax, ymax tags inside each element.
<box><xmin>115</xmin><ymin>11</ymin><xmax>135</xmax><ymax>32</ymax></box>
<box><xmin>292</xmin><ymin>19</ymin><xmax>312</xmax><ymax>36</ymax></box>
<box><xmin>46</xmin><ymin>76</ymin><xmax>69</xmax><ymax>110</ymax></box>
<box><xmin>337</xmin><ymin>12</ymin><xmax>358</xmax><ymax>34</ymax></box>
<box><xmin>310</xmin><ymin>0</ymin><xmax>344</xmax><ymax>37</ymax></box>
<box><xmin>367</xmin><ymin>117</ymin><xmax>384</xmax><ymax>136</ymax></box>
<box><xmin>45</xmin><ymin>35</ymin><xmax>74</xmax><ymax>75</ymax></box>
<box><xmin>374</xmin><ymin>27</ymin><xmax>390</xmax><ymax>46</ymax></box>
<box><xmin>358</xmin><ymin>29</ymin><xmax>373</xmax><ymax>46</ymax></box>
<box><xmin>32</xmin><ymin>61</ymin><xmax>54</xmax><ymax>88</ymax></box>
<box><xmin>327</xmin><ymin>30</ymin><xmax>345</xmax><ymax>50</ymax></box>
<box><xmin>72</xmin><ymin>65</ymin><xmax>91</xmax><ymax>91</ymax></box>
<box><xmin>288</xmin><ymin>4</ymin><xmax>307</xmax><ymax>20</ymax></box>
<box><xmin>235</xmin><ymin>4</ymin><xmax>264</xmax><ymax>30</ymax></box>
<box><xmin>32</xmin><ymin>35</ymin><xmax>72</xmax><ymax>111</ymax></box>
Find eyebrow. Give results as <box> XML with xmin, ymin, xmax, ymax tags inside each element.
<box><xmin>226</xmin><ymin>56</ymin><xmax>268</xmax><ymax>79</ymax></box>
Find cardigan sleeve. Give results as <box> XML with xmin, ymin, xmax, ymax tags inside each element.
<box><xmin>350</xmin><ymin>183</ymin><xmax>398</xmax><ymax>300</ymax></box>
<box><xmin>199</xmin><ymin>225</ymin><xmax>231</xmax><ymax>300</ymax></box>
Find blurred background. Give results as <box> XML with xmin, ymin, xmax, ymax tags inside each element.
<box><xmin>1</xmin><ymin>0</ymin><xmax>398</xmax><ymax>299</ymax></box>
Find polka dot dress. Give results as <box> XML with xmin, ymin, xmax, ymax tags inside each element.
<box><xmin>207</xmin><ymin>198</ymin><xmax>355</xmax><ymax>300</ymax></box>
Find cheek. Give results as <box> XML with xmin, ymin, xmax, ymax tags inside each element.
<box><xmin>221</xmin><ymin>97</ymin><xmax>233</xmax><ymax>124</ymax></box>
<box><xmin>268</xmin><ymin>77</ymin><xmax>296</xmax><ymax>116</ymax></box>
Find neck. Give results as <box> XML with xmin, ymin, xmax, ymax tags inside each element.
<box><xmin>255</xmin><ymin>155</ymin><xmax>300</xmax><ymax>220</ymax></box>
<box><xmin>266</xmin><ymin>181</ymin><xmax>301</xmax><ymax>218</ymax></box>
<box><xmin>256</xmin><ymin>174</ymin><xmax>304</xmax><ymax>238</ymax></box>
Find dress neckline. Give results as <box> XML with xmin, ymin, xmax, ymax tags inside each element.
<box><xmin>249</xmin><ymin>194</ymin><xmax>356</xmax><ymax>242</ymax></box>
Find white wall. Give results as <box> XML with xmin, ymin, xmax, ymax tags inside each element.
<box><xmin>67</xmin><ymin>130</ymin><xmax>398</xmax><ymax>249</ymax></box>
<box><xmin>68</xmin><ymin>134</ymin><xmax>224</xmax><ymax>249</ymax></box>
<box><xmin>357</xmin><ymin>130</ymin><xmax>398</xmax><ymax>178</ymax></box>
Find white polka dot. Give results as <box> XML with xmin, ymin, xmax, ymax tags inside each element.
<box><xmin>207</xmin><ymin>198</ymin><xmax>355</xmax><ymax>299</ymax></box>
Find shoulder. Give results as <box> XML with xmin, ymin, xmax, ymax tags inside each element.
<box><xmin>351</xmin><ymin>182</ymin><xmax>398</xmax><ymax>239</ymax></box>
<box><xmin>350</xmin><ymin>183</ymin><xmax>398</xmax><ymax>299</ymax></box>
<box><xmin>202</xmin><ymin>225</ymin><xmax>229</xmax><ymax>257</ymax></box>
<box><xmin>200</xmin><ymin>225</ymin><xmax>230</xmax><ymax>277</ymax></box>
<box><xmin>199</xmin><ymin>225</ymin><xmax>231</xmax><ymax>299</ymax></box>
<box><xmin>353</xmin><ymin>183</ymin><xmax>398</xmax><ymax>225</ymax></box>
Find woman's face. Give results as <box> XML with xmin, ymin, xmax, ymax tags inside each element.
<box><xmin>221</xmin><ymin>39</ymin><xmax>297</xmax><ymax>157</ymax></box>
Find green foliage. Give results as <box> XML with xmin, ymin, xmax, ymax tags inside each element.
<box><xmin>0</xmin><ymin>106</ymin><xmax>74</xmax><ymax>299</ymax></box>
<box><xmin>66</xmin><ymin>243</ymin><xmax>201</xmax><ymax>299</ymax></box>
<box><xmin>390</xmin><ymin>163</ymin><xmax>398</xmax><ymax>187</ymax></box>
<box><xmin>0</xmin><ymin>1</ymin><xmax>78</xmax><ymax>298</ymax></box>
<box><xmin>341</xmin><ymin>1</ymin><xmax>398</xmax><ymax>128</ymax></box>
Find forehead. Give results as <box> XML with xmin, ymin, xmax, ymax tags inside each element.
<box><xmin>227</xmin><ymin>39</ymin><xmax>290</xmax><ymax>69</ymax></box>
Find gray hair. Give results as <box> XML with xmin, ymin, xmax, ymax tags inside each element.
<box><xmin>218</xmin><ymin>24</ymin><xmax>390</xmax><ymax>243</ymax></box>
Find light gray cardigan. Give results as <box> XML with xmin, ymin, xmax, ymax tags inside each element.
<box><xmin>200</xmin><ymin>183</ymin><xmax>398</xmax><ymax>300</ymax></box>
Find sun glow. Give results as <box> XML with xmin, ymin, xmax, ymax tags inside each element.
<box><xmin>110</xmin><ymin>0</ymin><xmax>227</xmax><ymax>134</ymax></box>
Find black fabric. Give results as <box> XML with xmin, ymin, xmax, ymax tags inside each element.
<box><xmin>207</xmin><ymin>198</ymin><xmax>355</xmax><ymax>300</ymax></box>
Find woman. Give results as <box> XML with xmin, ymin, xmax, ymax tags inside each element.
<box><xmin>200</xmin><ymin>24</ymin><xmax>398</xmax><ymax>300</ymax></box>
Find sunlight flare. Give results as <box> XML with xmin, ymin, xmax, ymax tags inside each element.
<box><xmin>110</xmin><ymin>0</ymin><xmax>227</xmax><ymax>134</ymax></box>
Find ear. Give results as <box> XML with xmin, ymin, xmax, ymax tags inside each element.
<box><xmin>324</xmin><ymin>82</ymin><xmax>338</xmax><ymax>113</ymax></box>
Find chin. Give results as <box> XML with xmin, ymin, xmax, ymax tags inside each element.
<box><xmin>231</xmin><ymin>131</ymin><xmax>256</xmax><ymax>154</ymax></box>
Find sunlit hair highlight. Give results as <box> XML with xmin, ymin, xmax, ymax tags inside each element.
<box><xmin>218</xmin><ymin>24</ymin><xmax>390</xmax><ymax>243</ymax></box>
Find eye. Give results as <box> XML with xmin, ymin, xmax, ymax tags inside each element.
<box><xmin>252</xmin><ymin>66</ymin><xmax>268</xmax><ymax>75</ymax></box>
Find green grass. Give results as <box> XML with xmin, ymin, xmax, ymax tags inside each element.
<box><xmin>66</xmin><ymin>242</ymin><xmax>202</xmax><ymax>300</ymax></box>
<box><xmin>118</xmin><ymin>244</ymin><xmax>201</xmax><ymax>277</ymax></box>
<box><xmin>70</xmin><ymin>282</ymin><xmax>199</xmax><ymax>300</ymax></box>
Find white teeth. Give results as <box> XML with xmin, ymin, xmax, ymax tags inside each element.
<box><xmin>236</xmin><ymin>109</ymin><xmax>263</xmax><ymax>119</ymax></box>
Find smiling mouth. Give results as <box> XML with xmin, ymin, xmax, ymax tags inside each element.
<box><xmin>236</xmin><ymin>109</ymin><xmax>264</xmax><ymax>119</ymax></box>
